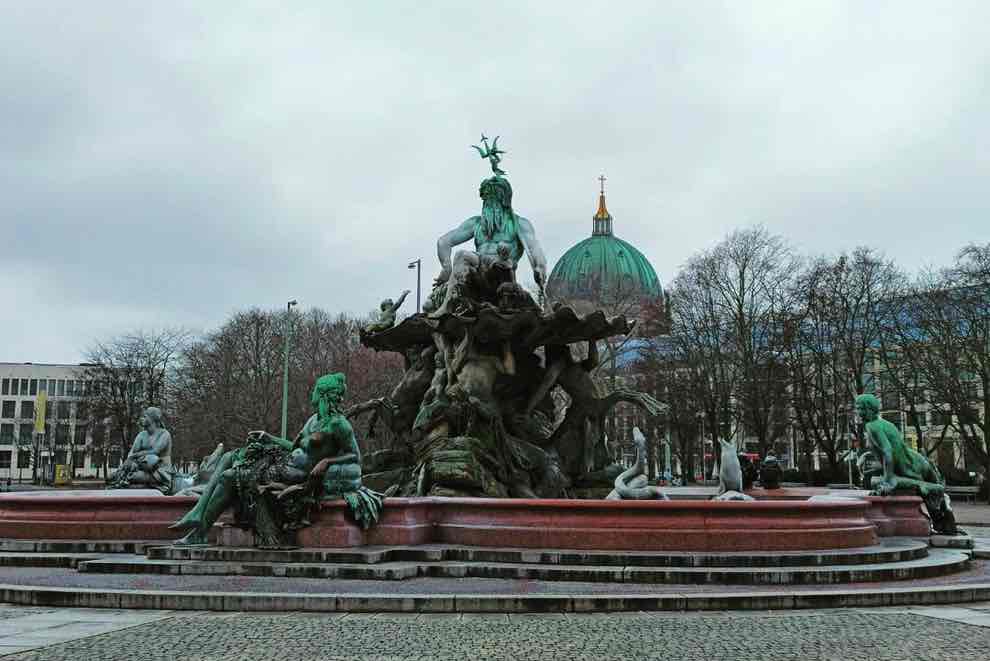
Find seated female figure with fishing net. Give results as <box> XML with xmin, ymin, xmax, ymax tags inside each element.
<box><xmin>170</xmin><ymin>373</ymin><xmax>383</xmax><ymax>547</ymax></box>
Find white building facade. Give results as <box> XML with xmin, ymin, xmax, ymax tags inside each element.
<box><xmin>0</xmin><ymin>362</ymin><xmax>121</xmax><ymax>482</ymax></box>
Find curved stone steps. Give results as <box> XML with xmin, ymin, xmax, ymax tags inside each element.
<box><xmin>4</xmin><ymin>579</ymin><xmax>990</xmax><ymax>612</ymax></box>
<box><xmin>0</xmin><ymin>552</ymin><xmax>106</xmax><ymax>569</ymax></box>
<box><xmin>146</xmin><ymin>539</ymin><xmax>929</xmax><ymax>568</ymax></box>
<box><xmin>77</xmin><ymin>548</ymin><xmax>970</xmax><ymax>585</ymax></box>
<box><xmin>0</xmin><ymin>540</ymin><xmax>154</xmax><ymax>554</ymax></box>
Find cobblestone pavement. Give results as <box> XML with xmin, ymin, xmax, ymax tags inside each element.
<box><xmin>1</xmin><ymin>605</ymin><xmax>990</xmax><ymax>660</ymax></box>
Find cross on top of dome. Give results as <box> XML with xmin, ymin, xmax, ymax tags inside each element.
<box><xmin>593</xmin><ymin>174</ymin><xmax>613</xmax><ymax>235</ymax></box>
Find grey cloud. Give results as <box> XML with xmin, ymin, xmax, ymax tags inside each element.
<box><xmin>2</xmin><ymin>2</ymin><xmax>988</xmax><ymax>362</ymax></box>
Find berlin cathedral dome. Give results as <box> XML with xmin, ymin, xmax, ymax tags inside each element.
<box><xmin>546</xmin><ymin>178</ymin><xmax>663</xmax><ymax>313</ymax></box>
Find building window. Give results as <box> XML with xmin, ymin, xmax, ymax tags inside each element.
<box><xmin>908</xmin><ymin>411</ymin><xmax>926</xmax><ymax>428</ymax></box>
<box><xmin>0</xmin><ymin>424</ymin><xmax>13</xmax><ymax>444</ymax></box>
<box><xmin>0</xmin><ymin>379</ymin><xmax>7</xmax><ymax>395</ymax></box>
<box><xmin>1</xmin><ymin>401</ymin><xmax>14</xmax><ymax>419</ymax></box>
<box><xmin>91</xmin><ymin>448</ymin><xmax>104</xmax><ymax>468</ymax></box>
<box><xmin>48</xmin><ymin>379</ymin><xmax>56</xmax><ymax>394</ymax></box>
<box><xmin>54</xmin><ymin>450</ymin><xmax>67</xmax><ymax>465</ymax></box>
<box><xmin>38</xmin><ymin>379</ymin><xmax>47</xmax><ymax>393</ymax></box>
<box><xmin>73</xmin><ymin>450</ymin><xmax>85</xmax><ymax>467</ymax></box>
<box><xmin>20</xmin><ymin>401</ymin><xmax>34</xmax><ymax>421</ymax></box>
<box><xmin>17</xmin><ymin>449</ymin><xmax>31</xmax><ymax>468</ymax></box>
<box><xmin>18</xmin><ymin>424</ymin><xmax>33</xmax><ymax>442</ymax></box>
<box><xmin>29</xmin><ymin>379</ymin><xmax>37</xmax><ymax>395</ymax></box>
<box><xmin>55</xmin><ymin>424</ymin><xmax>70</xmax><ymax>444</ymax></box>
<box><xmin>57</xmin><ymin>380</ymin><xmax>65</xmax><ymax>396</ymax></box>
<box><xmin>74</xmin><ymin>425</ymin><xmax>88</xmax><ymax>444</ymax></box>
<box><xmin>0</xmin><ymin>451</ymin><xmax>11</xmax><ymax>469</ymax></box>
<box><xmin>57</xmin><ymin>401</ymin><xmax>71</xmax><ymax>419</ymax></box>
<box><xmin>19</xmin><ymin>379</ymin><xmax>28</xmax><ymax>396</ymax></box>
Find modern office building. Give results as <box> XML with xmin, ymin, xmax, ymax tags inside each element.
<box><xmin>0</xmin><ymin>362</ymin><xmax>119</xmax><ymax>482</ymax></box>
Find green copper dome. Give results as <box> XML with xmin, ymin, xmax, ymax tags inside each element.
<box><xmin>547</xmin><ymin>186</ymin><xmax>662</xmax><ymax>303</ymax></box>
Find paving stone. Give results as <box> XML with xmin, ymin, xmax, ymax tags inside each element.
<box><xmin>3</xmin><ymin>608</ymin><xmax>990</xmax><ymax>660</ymax></box>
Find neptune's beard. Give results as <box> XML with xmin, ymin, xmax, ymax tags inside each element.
<box><xmin>480</xmin><ymin>198</ymin><xmax>511</xmax><ymax>240</ymax></box>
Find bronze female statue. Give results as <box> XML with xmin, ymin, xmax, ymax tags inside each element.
<box><xmin>170</xmin><ymin>373</ymin><xmax>382</xmax><ymax>547</ymax></box>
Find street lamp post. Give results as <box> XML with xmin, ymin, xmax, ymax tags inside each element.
<box><xmin>697</xmin><ymin>411</ymin><xmax>705</xmax><ymax>483</ymax></box>
<box><xmin>408</xmin><ymin>259</ymin><xmax>422</xmax><ymax>314</ymax></box>
<box><xmin>280</xmin><ymin>299</ymin><xmax>298</xmax><ymax>441</ymax></box>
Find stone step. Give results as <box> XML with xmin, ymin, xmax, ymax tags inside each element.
<box><xmin>4</xmin><ymin>579</ymin><xmax>990</xmax><ymax>612</ymax></box>
<box><xmin>78</xmin><ymin>549</ymin><xmax>969</xmax><ymax>585</ymax></box>
<box><xmin>145</xmin><ymin>539</ymin><xmax>928</xmax><ymax>568</ymax></box>
<box><xmin>0</xmin><ymin>552</ymin><xmax>107</xmax><ymax>568</ymax></box>
<box><xmin>0</xmin><ymin>540</ymin><xmax>154</xmax><ymax>554</ymax></box>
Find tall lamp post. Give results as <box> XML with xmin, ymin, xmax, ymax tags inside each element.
<box><xmin>408</xmin><ymin>259</ymin><xmax>422</xmax><ymax>313</ymax></box>
<box><xmin>697</xmin><ymin>411</ymin><xmax>705</xmax><ymax>483</ymax></box>
<box><xmin>280</xmin><ymin>299</ymin><xmax>298</xmax><ymax>441</ymax></box>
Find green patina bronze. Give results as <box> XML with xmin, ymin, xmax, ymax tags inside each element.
<box><xmin>365</xmin><ymin>290</ymin><xmax>410</xmax><ymax>334</ymax></box>
<box><xmin>471</xmin><ymin>134</ymin><xmax>506</xmax><ymax>176</ymax></box>
<box><xmin>855</xmin><ymin>393</ymin><xmax>958</xmax><ymax>534</ymax></box>
<box><xmin>106</xmin><ymin>407</ymin><xmax>174</xmax><ymax>493</ymax></box>
<box><xmin>353</xmin><ymin>139</ymin><xmax>665</xmax><ymax>499</ymax></box>
<box><xmin>546</xmin><ymin>184</ymin><xmax>662</xmax><ymax>304</ymax></box>
<box><xmin>171</xmin><ymin>373</ymin><xmax>382</xmax><ymax>547</ymax></box>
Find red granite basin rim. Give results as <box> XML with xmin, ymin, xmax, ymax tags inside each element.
<box><xmin>0</xmin><ymin>493</ymin><xmax>922</xmax><ymax>551</ymax></box>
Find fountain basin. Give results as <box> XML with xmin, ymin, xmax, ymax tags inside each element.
<box><xmin>1</xmin><ymin>492</ymin><xmax>927</xmax><ymax>551</ymax></box>
<box><xmin>226</xmin><ymin>497</ymin><xmax>881</xmax><ymax>552</ymax></box>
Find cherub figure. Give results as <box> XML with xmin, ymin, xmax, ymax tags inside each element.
<box><xmin>365</xmin><ymin>290</ymin><xmax>410</xmax><ymax>334</ymax></box>
<box><xmin>471</xmin><ymin>134</ymin><xmax>507</xmax><ymax>176</ymax></box>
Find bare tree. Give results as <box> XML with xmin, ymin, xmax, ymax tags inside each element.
<box><xmin>668</xmin><ymin>227</ymin><xmax>797</xmax><ymax>459</ymax></box>
<box><xmin>785</xmin><ymin>248</ymin><xmax>903</xmax><ymax>478</ymax></box>
<box><xmin>170</xmin><ymin>307</ymin><xmax>405</xmax><ymax>462</ymax></box>
<box><xmin>80</xmin><ymin>328</ymin><xmax>190</xmax><ymax>478</ymax></box>
<box><xmin>882</xmin><ymin>243</ymin><xmax>990</xmax><ymax>499</ymax></box>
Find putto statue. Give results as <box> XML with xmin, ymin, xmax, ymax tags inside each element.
<box><xmin>365</xmin><ymin>290</ymin><xmax>411</xmax><ymax>334</ymax></box>
<box><xmin>106</xmin><ymin>407</ymin><xmax>173</xmax><ymax>493</ymax></box>
<box><xmin>354</xmin><ymin>139</ymin><xmax>664</xmax><ymax>498</ymax></box>
<box><xmin>855</xmin><ymin>394</ymin><xmax>958</xmax><ymax>534</ymax></box>
<box><xmin>170</xmin><ymin>373</ymin><xmax>383</xmax><ymax>547</ymax></box>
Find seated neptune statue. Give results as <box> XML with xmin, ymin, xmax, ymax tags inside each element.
<box><xmin>170</xmin><ymin>373</ymin><xmax>383</xmax><ymax>546</ymax></box>
<box><xmin>107</xmin><ymin>407</ymin><xmax>173</xmax><ymax>493</ymax></box>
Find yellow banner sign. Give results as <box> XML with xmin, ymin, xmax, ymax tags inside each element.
<box><xmin>54</xmin><ymin>464</ymin><xmax>71</xmax><ymax>485</ymax></box>
<box><xmin>34</xmin><ymin>391</ymin><xmax>47</xmax><ymax>434</ymax></box>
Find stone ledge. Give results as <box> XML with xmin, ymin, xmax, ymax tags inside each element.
<box><xmin>931</xmin><ymin>534</ymin><xmax>975</xmax><ymax>549</ymax></box>
<box><xmin>3</xmin><ymin>582</ymin><xmax>990</xmax><ymax>612</ymax></box>
<box><xmin>74</xmin><ymin>548</ymin><xmax>970</xmax><ymax>585</ymax></box>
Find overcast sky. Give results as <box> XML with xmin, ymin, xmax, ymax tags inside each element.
<box><xmin>2</xmin><ymin>2</ymin><xmax>988</xmax><ymax>363</ymax></box>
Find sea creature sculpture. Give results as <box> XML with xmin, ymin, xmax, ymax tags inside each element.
<box><xmin>606</xmin><ymin>427</ymin><xmax>668</xmax><ymax>500</ymax></box>
<box><xmin>717</xmin><ymin>439</ymin><xmax>743</xmax><ymax>496</ymax></box>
